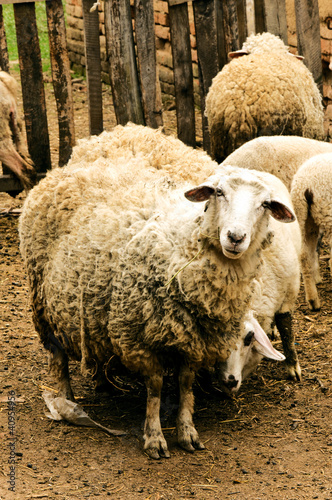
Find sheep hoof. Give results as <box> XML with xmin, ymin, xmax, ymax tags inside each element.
<box><xmin>178</xmin><ymin>424</ymin><xmax>205</xmax><ymax>453</ymax></box>
<box><xmin>287</xmin><ymin>363</ymin><xmax>302</xmax><ymax>382</ymax></box>
<box><xmin>308</xmin><ymin>298</ymin><xmax>321</xmax><ymax>311</ymax></box>
<box><xmin>144</xmin><ymin>436</ymin><xmax>170</xmax><ymax>460</ymax></box>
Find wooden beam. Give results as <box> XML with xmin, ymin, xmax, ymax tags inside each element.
<box><xmin>255</xmin><ymin>0</ymin><xmax>288</xmax><ymax>44</ymax></box>
<box><xmin>134</xmin><ymin>0</ymin><xmax>163</xmax><ymax>128</ymax></box>
<box><xmin>193</xmin><ymin>0</ymin><xmax>219</xmax><ymax>153</ymax></box>
<box><xmin>14</xmin><ymin>2</ymin><xmax>51</xmax><ymax>172</ymax></box>
<box><xmin>168</xmin><ymin>1</ymin><xmax>195</xmax><ymax>147</ymax></box>
<box><xmin>104</xmin><ymin>0</ymin><xmax>144</xmax><ymax>126</ymax></box>
<box><xmin>0</xmin><ymin>0</ymin><xmax>45</xmax><ymax>4</ymax></box>
<box><xmin>46</xmin><ymin>0</ymin><xmax>75</xmax><ymax>166</ymax></box>
<box><xmin>295</xmin><ymin>0</ymin><xmax>322</xmax><ymax>91</ymax></box>
<box><xmin>82</xmin><ymin>0</ymin><xmax>103</xmax><ymax>136</ymax></box>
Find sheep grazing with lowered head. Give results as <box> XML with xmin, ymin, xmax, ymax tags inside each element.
<box><xmin>290</xmin><ymin>153</ymin><xmax>332</xmax><ymax>311</ymax></box>
<box><xmin>19</xmin><ymin>126</ymin><xmax>298</xmax><ymax>459</ymax></box>
<box><xmin>0</xmin><ymin>71</ymin><xmax>36</xmax><ymax>191</ymax></box>
<box><xmin>221</xmin><ymin>136</ymin><xmax>332</xmax><ymax>190</ymax></box>
<box><xmin>218</xmin><ymin>179</ymin><xmax>302</xmax><ymax>393</ymax></box>
<box><xmin>205</xmin><ymin>32</ymin><xmax>326</xmax><ymax>163</ymax></box>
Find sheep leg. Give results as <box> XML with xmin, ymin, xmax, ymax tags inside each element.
<box><xmin>43</xmin><ymin>330</ymin><xmax>75</xmax><ymax>401</ymax></box>
<box><xmin>143</xmin><ymin>370</ymin><xmax>170</xmax><ymax>459</ymax></box>
<box><xmin>301</xmin><ymin>216</ymin><xmax>321</xmax><ymax>310</ymax></box>
<box><xmin>177</xmin><ymin>364</ymin><xmax>205</xmax><ymax>453</ymax></box>
<box><xmin>275</xmin><ymin>312</ymin><xmax>301</xmax><ymax>381</ymax></box>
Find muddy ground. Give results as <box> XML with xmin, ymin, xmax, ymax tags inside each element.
<box><xmin>0</xmin><ymin>74</ymin><xmax>332</xmax><ymax>500</ymax></box>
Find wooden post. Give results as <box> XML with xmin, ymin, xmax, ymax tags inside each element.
<box><xmin>295</xmin><ymin>0</ymin><xmax>322</xmax><ymax>92</ymax></box>
<box><xmin>168</xmin><ymin>1</ymin><xmax>195</xmax><ymax>147</ymax></box>
<box><xmin>193</xmin><ymin>0</ymin><xmax>219</xmax><ymax>152</ymax></box>
<box><xmin>0</xmin><ymin>6</ymin><xmax>10</xmax><ymax>73</ymax></box>
<box><xmin>82</xmin><ymin>0</ymin><xmax>103</xmax><ymax>136</ymax></box>
<box><xmin>216</xmin><ymin>0</ymin><xmax>240</xmax><ymax>67</ymax></box>
<box><xmin>104</xmin><ymin>0</ymin><xmax>144</xmax><ymax>126</ymax></box>
<box><xmin>46</xmin><ymin>0</ymin><xmax>75</xmax><ymax>165</ymax></box>
<box><xmin>236</xmin><ymin>0</ymin><xmax>247</xmax><ymax>48</ymax></box>
<box><xmin>134</xmin><ymin>0</ymin><xmax>163</xmax><ymax>129</ymax></box>
<box><xmin>14</xmin><ymin>2</ymin><xmax>51</xmax><ymax>173</ymax></box>
<box><xmin>255</xmin><ymin>0</ymin><xmax>288</xmax><ymax>44</ymax></box>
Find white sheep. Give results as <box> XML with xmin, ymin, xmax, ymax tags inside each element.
<box><xmin>19</xmin><ymin>126</ymin><xmax>298</xmax><ymax>459</ymax></box>
<box><xmin>219</xmin><ymin>194</ymin><xmax>302</xmax><ymax>392</ymax></box>
<box><xmin>291</xmin><ymin>153</ymin><xmax>332</xmax><ymax>311</ymax></box>
<box><xmin>0</xmin><ymin>71</ymin><xmax>36</xmax><ymax>191</ymax></box>
<box><xmin>205</xmin><ymin>32</ymin><xmax>325</xmax><ymax>163</ymax></box>
<box><xmin>222</xmin><ymin>135</ymin><xmax>332</xmax><ymax>190</ymax></box>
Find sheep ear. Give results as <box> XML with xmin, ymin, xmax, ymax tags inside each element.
<box><xmin>251</xmin><ymin>317</ymin><xmax>286</xmax><ymax>361</ymax></box>
<box><xmin>288</xmin><ymin>52</ymin><xmax>304</xmax><ymax>61</ymax></box>
<box><xmin>185</xmin><ymin>185</ymin><xmax>215</xmax><ymax>202</ymax></box>
<box><xmin>264</xmin><ymin>200</ymin><xmax>296</xmax><ymax>223</ymax></box>
<box><xmin>228</xmin><ymin>50</ymin><xmax>249</xmax><ymax>59</ymax></box>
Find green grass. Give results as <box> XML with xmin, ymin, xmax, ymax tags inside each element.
<box><xmin>2</xmin><ymin>2</ymin><xmax>51</xmax><ymax>74</ymax></box>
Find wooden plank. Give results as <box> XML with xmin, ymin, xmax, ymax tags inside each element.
<box><xmin>0</xmin><ymin>5</ymin><xmax>10</xmax><ymax>72</ymax></box>
<box><xmin>46</xmin><ymin>0</ymin><xmax>75</xmax><ymax>166</ymax></box>
<box><xmin>236</xmin><ymin>0</ymin><xmax>247</xmax><ymax>48</ymax></box>
<box><xmin>104</xmin><ymin>0</ymin><xmax>144</xmax><ymax>126</ymax></box>
<box><xmin>295</xmin><ymin>0</ymin><xmax>322</xmax><ymax>91</ymax></box>
<box><xmin>82</xmin><ymin>0</ymin><xmax>103</xmax><ymax>136</ymax></box>
<box><xmin>14</xmin><ymin>2</ymin><xmax>51</xmax><ymax>172</ymax></box>
<box><xmin>255</xmin><ymin>0</ymin><xmax>288</xmax><ymax>44</ymax></box>
<box><xmin>134</xmin><ymin>0</ymin><xmax>163</xmax><ymax>129</ymax></box>
<box><xmin>168</xmin><ymin>1</ymin><xmax>195</xmax><ymax>147</ymax></box>
<box><xmin>193</xmin><ymin>0</ymin><xmax>219</xmax><ymax>153</ymax></box>
<box><xmin>217</xmin><ymin>0</ymin><xmax>240</xmax><ymax>66</ymax></box>
<box><xmin>0</xmin><ymin>173</ymin><xmax>45</xmax><ymax>193</ymax></box>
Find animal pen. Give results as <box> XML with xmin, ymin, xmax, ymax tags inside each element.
<box><xmin>0</xmin><ymin>0</ymin><xmax>324</xmax><ymax>195</ymax></box>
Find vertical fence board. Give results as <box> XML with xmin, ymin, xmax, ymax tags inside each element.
<box><xmin>82</xmin><ymin>0</ymin><xmax>103</xmax><ymax>135</ymax></box>
<box><xmin>295</xmin><ymin>0</ymin><xmax>322</xmax><ymax>91</ymax></box>
<box><xmin>236</xmin><ymin>0</ymin><xmax>247</xmax><ymax>47</ymax></box>
<box><xmin>216</xmin><ymin>0</ymin><xmax>240</xmax><ymax>66</ymax></box>
<box><xmin>104</xmin><ymin>0</ymin><xmax>144</xmax><ymax>126</ymax></box>
<box><xmin>46</xmin><ymin>0</ymin><xmax>75</xmax><ymax>165</ymax></box>
<box><xmin>168</xmin><ymin>1</ymin><xmax>195</xmax><ymax>147</ymax></box>
<box><xmin>0</xmin><ymin>6</ymin><xmax>10</xmax><ymax>72</ymax></box>
<box><xmin>255</xmin><ymin>0</ymin><xmax>288</xmax><ymax>43</ymax></box>
<box><xmin>135</xmin><ymin>0</ymin><xmax>163</xmax><ymax>128</ymax></box>
<box><xmin>193</xmin><ymin>0</ymin><xmax>219</xmax><ymax>152</ymax></box>
<box><xmin>14</xmin><ymin>2</ymin><xmax>51</xmax><ymax>172</ymax></box>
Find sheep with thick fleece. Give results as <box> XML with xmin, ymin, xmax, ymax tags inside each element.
<box><xmin>222</xmin><ymin>136</ymin><xmax>332</xmax><ymax>190</ymax></box>
<box><xmin>19</xmin><ymin>127</ymin><xmax>297</xmax><ymax>459</ymax></box>
<box><xmin>219</xmin><ymin>201</ymin><xmax>302</xmax><ymax>393</ymax></box>
<box><xmin>291</xmin><ymin>153</ymin><xmax>332</xmax><ymax>311</ymax></box>
<box><xmin>0</xmin><ymin>71</ymin><xmax>36</xmax><ymax>191</ymax></box>
<box><xmin>205</xmin><ymin>32</ymin><xmax>325</xmax><ymax>163</ymax></box>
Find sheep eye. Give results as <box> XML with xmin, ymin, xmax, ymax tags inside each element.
<box><xmin>244</xmin><ymin>331</ymin><xmax>254</xmax><ymax>346</ymax></box>
<box><xmin>216</xmin><ymin>188</ymin><xmax>224</xmax><ymax>197</ymax></box>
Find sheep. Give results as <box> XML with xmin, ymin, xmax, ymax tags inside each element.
<box><xmin>290</xmin><ymin>153</ymin><xmax>332</xmax><ymax>311</ymax></box>
<box><xmin>221</xmin><ymin>135</ymin><xmax>332</xmax><ymax>190</ymax></box>
<box><xmin>205</xmin><ymin>32</ymin><xmax>326</xmax><ymax>163</ymax></box>
<box><xmin>19</xmin><ymin>127</ymin><xmax>297</xmax><ymax>459</ymax></box>
<box><xmin>0</xmin><ymin>71</ymin><xmax>36</xmax><ymax>191</ymax></box>
<box><xmin>219</xmin><ymin>195</ymin><xmax>302</xmax><ymax>393</ymax></box>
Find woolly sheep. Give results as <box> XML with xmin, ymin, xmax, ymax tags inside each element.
<box><xmin>19</xmin><ymin>126</ymin><xmax>297</xmax><ymax>459</ymax></box>
<box><xmin>219</xmin><ymin>199</ymin><xmax>302</xmax><ymax>393</ymax></box>
<box><xmin>205</xmin><ymin>32</ymin><xmax>325</xmax><ymax>163</ymax></box>
<box><xmin>222</xmin><ymin>136</ymin><xmax>332</xmax><ymax>190</ymax></box>
<box><xmin>291</xmin><ymin>153</ymin><xmax>332</xmax><ymax>311</ymax></box>
<box><xmin>0</xmin><ymin>71</ymin><xmax>36</xmax><ymax>191</ymax></box>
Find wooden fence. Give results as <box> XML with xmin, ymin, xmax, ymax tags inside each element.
<box><xmin>0</xmin><ymin>0</ymin><xmax>323</xmax><ymax>195</ymax></box>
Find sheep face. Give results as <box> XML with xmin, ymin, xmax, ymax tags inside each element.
<box><xmin>185</xmin><ymin>169</ymin><xmax>295</xmax><ymax>260</ymax></box>
<box><xmin>218</xmin><ymin>316</ymin><xmax>285</xmax><ymax>395</ymax></box>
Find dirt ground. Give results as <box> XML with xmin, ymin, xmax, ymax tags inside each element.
<box><xmin>0</xmin><ymin>74</ymin><xmax>332</xmax><ymax>500</ymax></box>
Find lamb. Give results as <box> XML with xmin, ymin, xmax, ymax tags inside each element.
<box><xmin>219</xmin><ymin>194</ymin><xmax>302</xmax><ymax>393</ymax></box>
<box><xmin>0</xmin><ymin>71</ymin><xmax>36</xmax><ymax>191</ymax></box>
<box><xmin>221</xmin><ymin>136</ymin><xmax>332</xmax><ymax>190</ymax></box>
<box><xmin>290</xmin><ymin>153</ymin><xmax>332</xmax><ymax>311</ymax></box>
<box><xmin>205</xmin><ymin>32</ymin><xmax>326</xmax><ymax>163</ymax></box>
<box><xmin>19</xmin><ymin>126</ymin><xmax>297</xmax><ymax>459</ymax></box>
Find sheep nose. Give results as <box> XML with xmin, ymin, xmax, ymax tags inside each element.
<box><xmin>227</xmin><ymin>230</ymin><xmax>246</xmax><ymax>245</ymax></box>
<box><xmin>224</xmin><ymin>375</ymin><xmax>239</xmax><ymax>389</ymax></box>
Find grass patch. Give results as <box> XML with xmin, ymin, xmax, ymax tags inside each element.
<box><xmin>2</xmin><ymin>2</ymin><xmax>51</xmax><ymax>74</ymax></box>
